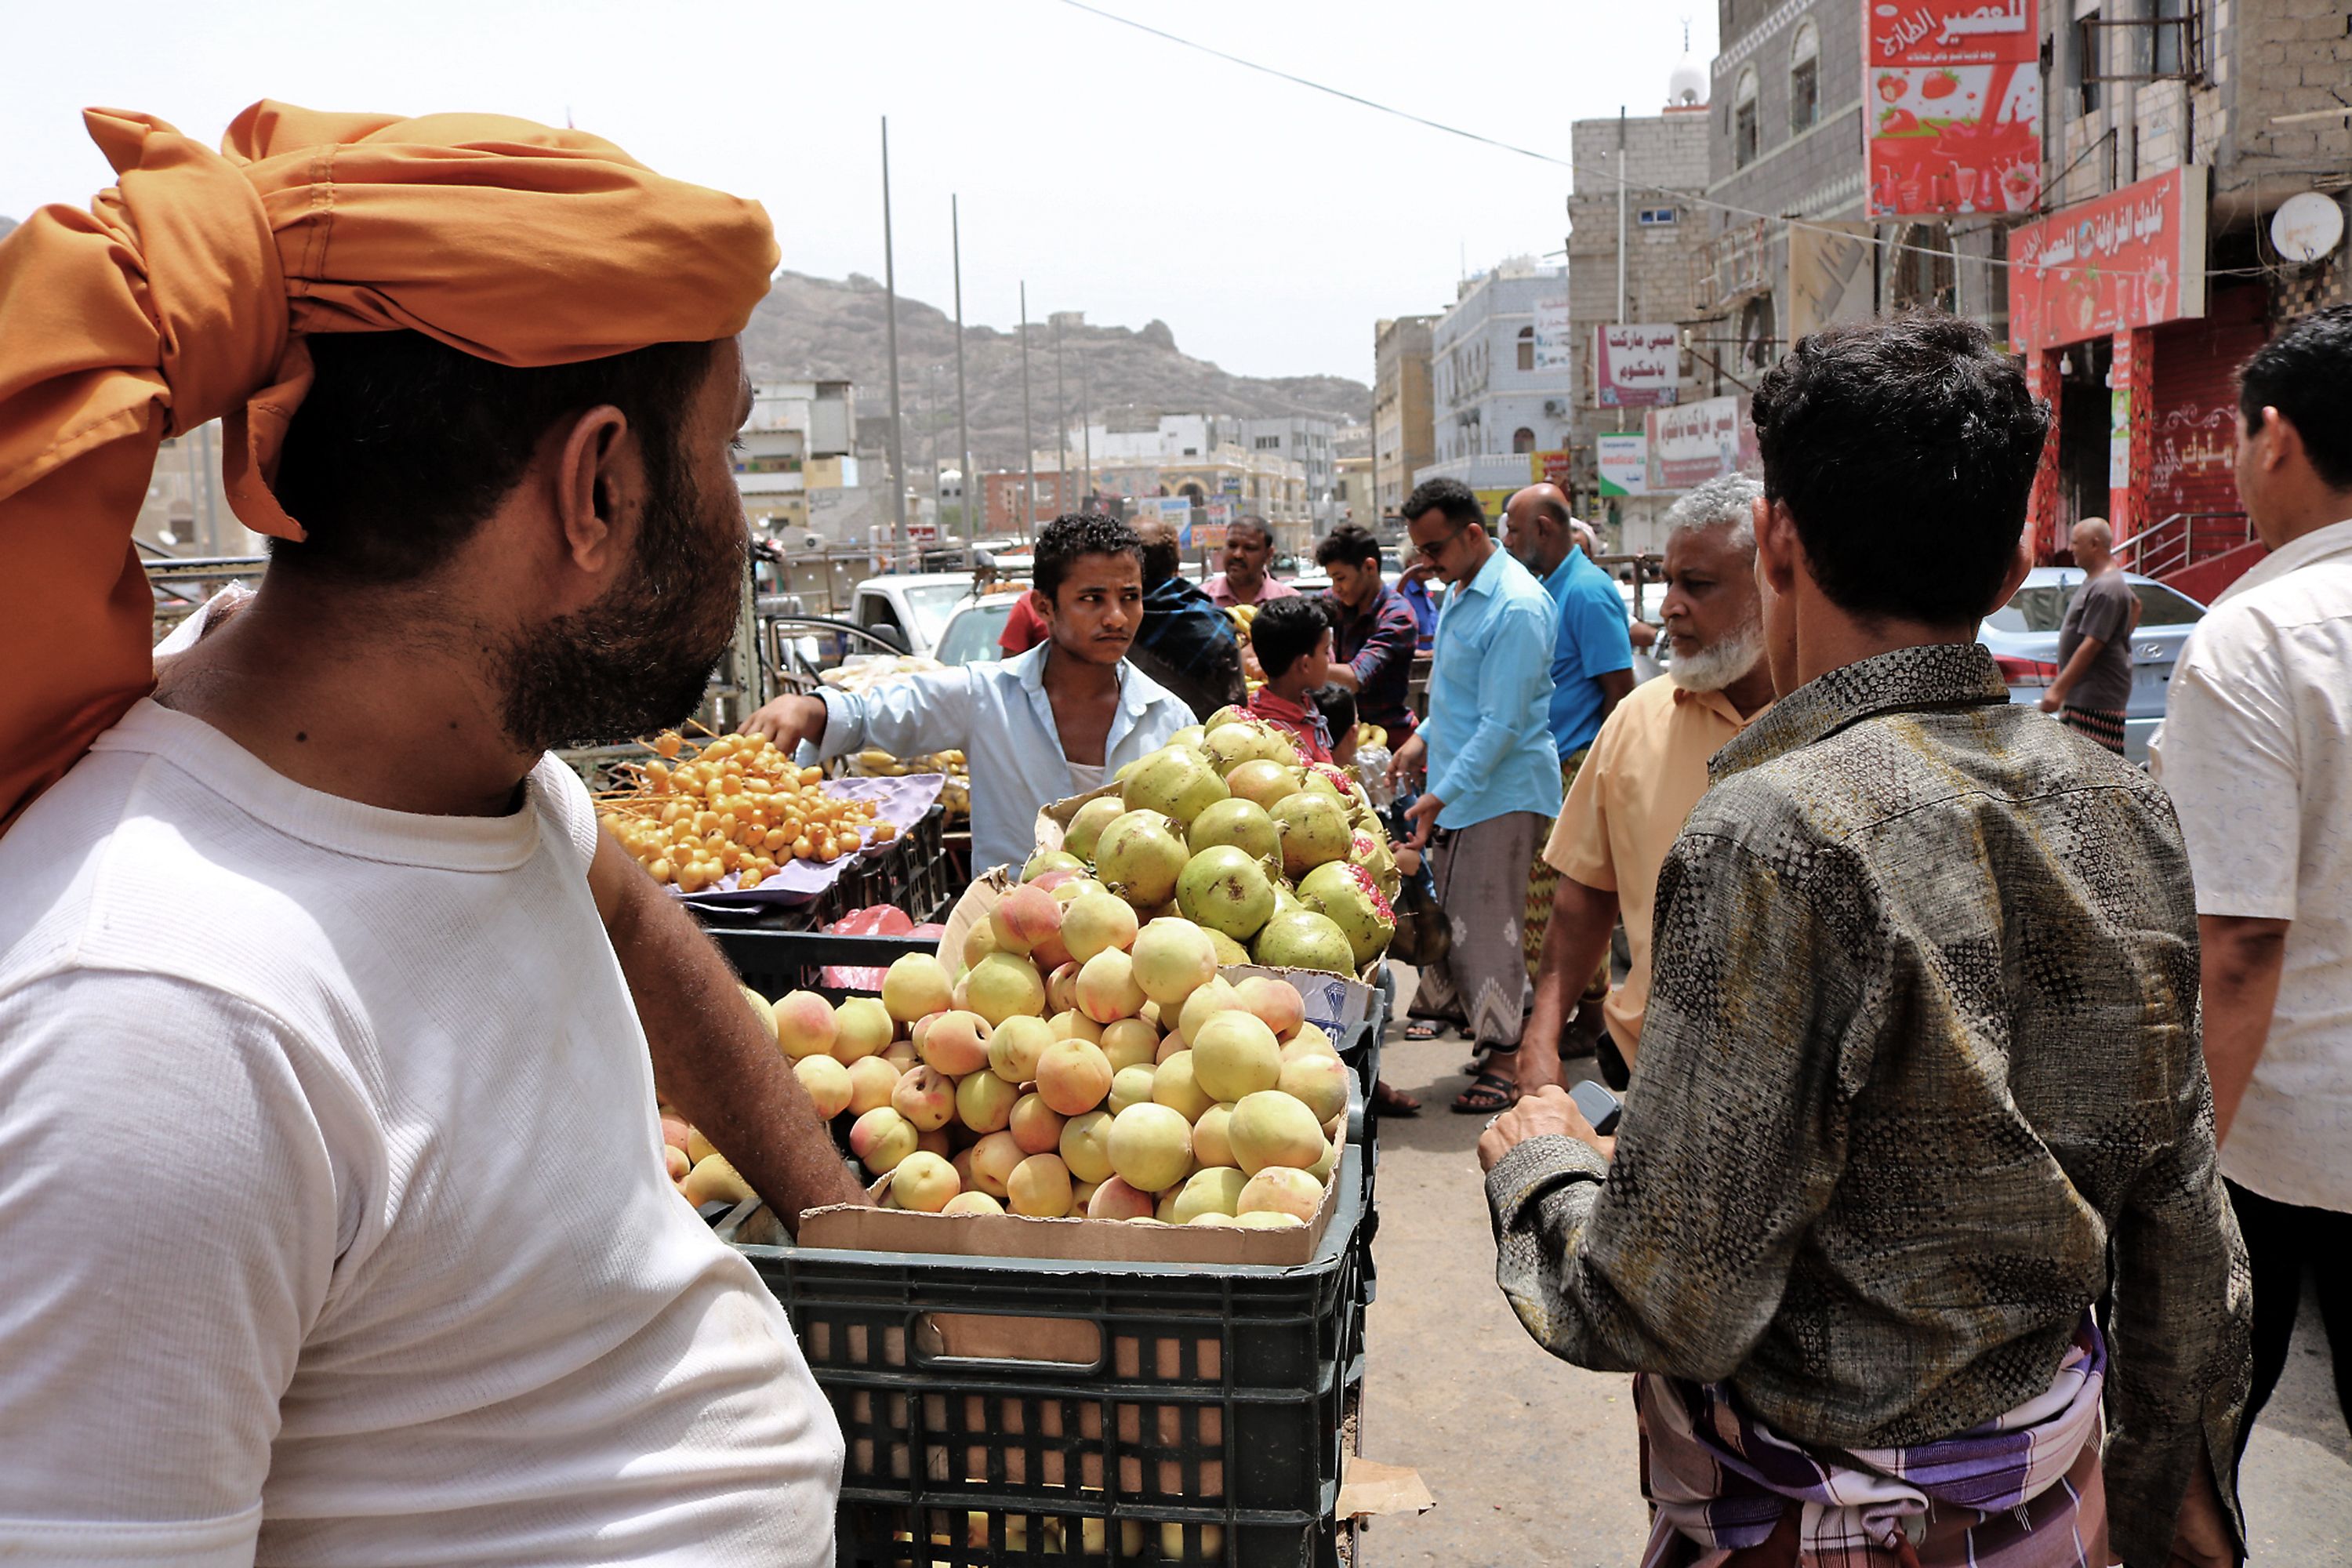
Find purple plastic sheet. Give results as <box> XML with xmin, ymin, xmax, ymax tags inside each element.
<box><xmin>672</xmin><ymin>773</ymin><xmax>946</xmax><ymax>911</ymax></box>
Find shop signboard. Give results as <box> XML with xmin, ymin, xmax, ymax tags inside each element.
<box><xmin>1644</xmin><ymin>397</ymin><xmax>1744</xmax><ymax>493</ymax></box>
<box><xmin>1596</xmin><ymin>434</ymin><xmax>1649</xmax><ymax>498</ymax></box>
<box><xmin>1864</xmin><ymin>0</ymin><xmax>2042</xmax><ymax>219</ymax></box>
<box><xmin>1789</xmin><ymin>221</ymin><xmax>1876</xmax><ymax>338</ymax></box>
<box><xmin>1593</xmin><ymin>324</ymin><xmax>1681</xmax><ymax>408</ymax></box>
<box><xmin>2006</xmin><ymin>167</ymin><xmax>2209</xmax><ymax>352</ymax></box>
<box><xmin>1532</xmin><ymin>449</ymin><xmax>1574</xmax><ymax>490</ymax></box>
<box><xmin>1534</xmin><ymin>299</ymin><xmax>1576</xmax><ymax>372</ymax></box>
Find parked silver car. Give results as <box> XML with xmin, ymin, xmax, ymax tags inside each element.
<box><xmin>1975</xmin><ymin>566</ymin><xmax>2207</xmax><ymax>763</ymax></box>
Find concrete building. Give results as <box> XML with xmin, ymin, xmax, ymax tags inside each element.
<box><xmin>1371</xmin><ymin>314</ymin><xmax>1437</xmax><ymax>524</ymax></box>
<box><xmin>1567</xmin><ymin>84</ymin><xmax>1716</xmax><ymax>551</ymax></box>
<box><xmin>1332</xmin><ymin>452</ymin><xmax>1378</xmax><ymax>532</ymax></box>
<box><xmin>1234</xmin><ymin>416</ymin><xmax>1339</xmax><ymax>530</ymax></box>
<box><xmin>983</xmin><ymin>468</ymin><xmax>1077</xmax><ymax>536</ymax></box>
<box><xmin>735</xmin><ymin>379</ymin><xmax>857</xmax><ymax>539</ymax></box>
<box><xmin>1058</xmin><ymin>413</ymin><xmax>1314</xmax><ymax>541</ymax></box>
<box><xmin>1414</xmin><ymin>259</ymin><xmax>1577</xmax><ymax>517</ymax></box>
<box><xmin>2017</xmin><ymin>0</ymin><xmax>2350</xmax><ymax>590</ymax></box>
<box><xmin>138</xmin><ymin>421</ymin><xmax>263</xmax><ymax>559</ymax></box>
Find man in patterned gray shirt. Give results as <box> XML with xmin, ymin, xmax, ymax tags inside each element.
<box><xmin>1480</xmin><ymin>314</ymin><xmax>2249</xmax><ymax>1568</ymax></box>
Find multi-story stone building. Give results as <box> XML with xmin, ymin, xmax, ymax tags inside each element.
<box><xmin>1414</xmin><ymin>259</ymin><xmax>1577</xmax><ymax>515</ymax></box>
<box><xmin>1567</xmin><ymin>74</ymin><xmax>1716</xmax><ymax>550</ymax></box>
<box><xmin>1371</xmin><ymin>315</ymin><xmax>1436</xmax><ymax>524</ymax></box>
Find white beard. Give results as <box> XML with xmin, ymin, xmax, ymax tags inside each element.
<box><xmin>1668</xmin><ymin>620</ymin><xmax>1765</xmax><ymax>693</ymax></box>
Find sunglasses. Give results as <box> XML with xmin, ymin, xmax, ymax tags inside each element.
<box><xmin>1413</xmin><ymin>524</ymin><xmax>1468</xmax><ymax>562</ymax></box>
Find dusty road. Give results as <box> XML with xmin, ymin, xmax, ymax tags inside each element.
<box><xmin>1356</xmin><ymin>975</ymin><xmax>2352</xmax><ymax>1566</ymax></box>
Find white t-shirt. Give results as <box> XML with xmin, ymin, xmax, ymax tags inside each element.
<box><xmin>2151</xmin><ymin>516</ymin><xmax>2352</xmax><ymax>1214</ymax></box>
<box><xmin>0</xmin><ymin>700</ymin><xmax>844</xmax><ymax>1565</ymax></box>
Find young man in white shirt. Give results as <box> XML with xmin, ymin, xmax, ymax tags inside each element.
<box><xmin>2152</xmin><ymin>303</ymin><xmax>2352</xmax><ymax>1447</ymax></box>
<box><xmin>0</xmin><ymin>114</ymin><xmax>857</xmax><ymax>1563</ymax></box>
<box><xmin>740</xmin><ymin>513</ymin><xmax>1193</xmax><ymax>871</ymax></box>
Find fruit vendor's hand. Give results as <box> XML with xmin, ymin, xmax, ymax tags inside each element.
<box><xmin>1478</xmin><ymin>1085</ymin><xmax>1613</xmax><ymax>1173</ymax></box>
<box><xmin>1401</xmin><ymin>789</ymin><xmax>1443</xmax><ymax>851</ymax></box>
<box><xmin>739</xmin><ymin>692</ymin><xmax>829</xmax><ymax>753</ymax></box>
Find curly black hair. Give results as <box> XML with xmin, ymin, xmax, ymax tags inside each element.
<box><xmin>1032</xmin><ymin>512</ymin><xmax>1145</xmax><ymax>604</ymax></box>
<box><xmin>1314</xmin><ymin>522</ymin><xmax>1383</xmax><ymax>572</ymax></box>
<box><xmin>1751</xmin><ymin>310</ymin><xmax>2046</xmax><ymax>626</ymax></box>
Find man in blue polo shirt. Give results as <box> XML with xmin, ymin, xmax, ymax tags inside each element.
<box><xmin>1386</xmin><ymin>478</ymin><xmax>1562</xmax><ymax>1095</ymax></box>
<box><xmin>1456</xmin><ymin>482</ymin><xmax>1636</xmax><ymax>1109</ymax></box>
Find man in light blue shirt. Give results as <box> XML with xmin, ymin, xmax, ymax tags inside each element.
<box><xmin>1386</xmin><ymin>478</ymin><xmax>1561</xmax><ymax>1083</ymax></box>
<box><xmin>741</xmin><ymin>515</ymin><xmax>1192</xmax><ymax>872</ymax></box>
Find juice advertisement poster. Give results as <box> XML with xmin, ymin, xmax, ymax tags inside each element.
<box><xmin>1865</xmin><ymin>0</ymin><xmax>2042</xmax><ymax>219</ymax></box>
<box><xmin>2006</xmin><ymin>168</ymin><xmax>2209</xmax><ymax>352</ymax></box>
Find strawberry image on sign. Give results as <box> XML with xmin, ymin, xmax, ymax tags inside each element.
<box><xmin>1922</xmin><ymin>69</ymin><xmax>1960</xmax><ymax>100</ymax></box>
<box><xmin>1877</xmin><ymin>74</ymin><xmax>1906</xmax><ymax>103</ymax></box>
<box><xmin>1880</xmin><ymin>107</ymin><xmax>1922</xmax><ymax>134</ymax></box>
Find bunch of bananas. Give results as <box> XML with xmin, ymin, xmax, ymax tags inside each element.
<box><xmin>1355</xmin><ymin>724</ymin><xmax>1389</xmax><ymax>752</ymax></box>
<box><xmin>848</xmin><ymin>749</ymin><xmax>971</xmax><ymax>823</ymax></box>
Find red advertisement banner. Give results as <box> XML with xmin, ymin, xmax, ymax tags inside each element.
<box><xmin>1865</xmin><ymin>0</ymin><xmax>2042</xmax><ymax>219</ymax></box>
<box><xmin>2006</xmin><ymin>168</ymin><xmax>2209</xmax><ymax>351</ymax></box>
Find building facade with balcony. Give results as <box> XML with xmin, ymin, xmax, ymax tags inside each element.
<box><xmin>1426</xmin><ymin>259</ymin><xmax>1577</xmax><ymax>480</ymax></box>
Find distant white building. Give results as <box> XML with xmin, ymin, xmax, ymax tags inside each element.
<box><xmin>736</xmin><ymin>379</ymin><xmax>858</xmax><ymax>539</ymax></box>
<box><xmin>1413</xmin><ymin>257</ymin><xmax>1576</xmax><ymax>506</ymax></box>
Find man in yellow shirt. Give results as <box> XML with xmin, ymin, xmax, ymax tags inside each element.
<box><xmin>1506</xmin><ymin>474</ymin><xmax>1777</xmax><ymax>1097</ymax></box>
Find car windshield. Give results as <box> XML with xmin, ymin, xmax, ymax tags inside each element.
<box><xmin>902</xmin><ymin>583</ymin><xmax>975</xmax><ymax>648</ymax></box>
<box><xmin>1984</xmin><ymin>577</ymin><xmax>2205</xmax><ymax>633</ymax></box>
<box><xmin>935</xmin><ymin>600</ymin><xmax>1012</xmax><ymax>666</ymax></box>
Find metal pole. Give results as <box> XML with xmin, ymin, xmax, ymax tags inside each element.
<box><xmin>1020</xmin><ymin>281</ymin><xmax>1037</xmax><ymax>546</ymax></box>
<box><xmin>1054</xmin><ymin>316</ymin><xmax>1069</xmax><ymax>515</ymax></box>
<box><xmin>1080</xmin><ymin>357</ymin><xmax>1092</xmax><ymax>514</ymax></box>
<box><xmin>953</xmin><ymin>194</ymin><xmax>973</xmax><ymax>546</ymax></box>
<box><xmin>881</xmin><ymin>117</ymin><xmax>908</xmax><ymax>564</ymax></box>
<box><xmin>1616</xmin><ymin>107</ymin><xmax>1628</xmax><ymax>323</ymax></box>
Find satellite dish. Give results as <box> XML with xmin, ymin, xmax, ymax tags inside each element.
<box><xmin>2271</xmin><ymin>191</ymin><xmax>2346</xmax><ymax>263</ymax></box>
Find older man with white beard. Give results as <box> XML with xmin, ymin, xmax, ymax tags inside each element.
<box><xmin>1502</xmin><ymin>476</ymin><xmax>1777</xmax><ymax>1098</ymax></box>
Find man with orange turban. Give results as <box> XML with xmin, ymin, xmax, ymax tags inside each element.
<box><xmin>0</xmin><ymin>103</ymin><xmax>857</xmax><ymax>1562</ymax></box>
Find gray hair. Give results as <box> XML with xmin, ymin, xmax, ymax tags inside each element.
<box><xmin>1664</xmin><ymin>474</ymin><xmax>1762</xmax><ymax>554</ymax></box>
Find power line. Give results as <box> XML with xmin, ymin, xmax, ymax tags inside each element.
<box><xmin>1056</xmin><ymin>0</ymin><xmax>2194</xmax><ymax>287</ymax></box>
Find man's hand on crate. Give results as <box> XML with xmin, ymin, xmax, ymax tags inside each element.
<box><xmin>591</xmin><ymin>827</ymin><xmax>870</xmax><ymax>1226</ymax></box>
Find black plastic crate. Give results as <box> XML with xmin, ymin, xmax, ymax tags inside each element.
<box><xmin>724</xmin><ymin>1148</ymin><xmax>1367</xmax><ymax>1567</ymax></box>
<box><xmin>706</xmin><ymin>927</ymin><xmax>942</xmax><ymax>1002</ymax></box>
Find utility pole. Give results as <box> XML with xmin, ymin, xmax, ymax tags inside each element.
<box><xmin>1020</xmin><ymin>281</ymin><xmax>1037</xmax><ymax>546</ymax></box>
<box><xmin>1616</xmin><ymin>107</ymin><xmax>1629</xmax><ymax>324</ymax></box>
<box><xmin>1054</xmin><ymin>315</ymin><xmax>1069</xmax><ymax>516</ymax></box>
<box><xmin>1080</xmin><ymin>357</ymin><xmax>1093</xmax><ymax>514</ymax></box>
<box><xmin>952</xmin><ymin>195</ymin><xmax>973</xmax><ymax>546</ymax></box>
<box><xmin>880</xmin><ymin>116</ymin><xmax>908</xmax><ymax>564</ymax></box>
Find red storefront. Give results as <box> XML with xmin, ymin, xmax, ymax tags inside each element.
<box><xmin>2008</xmin><ymin>168</ymin><xmax>2263</xmax><ymax>573</ymax></box>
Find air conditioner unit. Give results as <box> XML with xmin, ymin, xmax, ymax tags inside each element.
<box><xmin>1541</xmin><ymin>400</ymin><xmax>1566</xmax><ymax>418</ymax></box>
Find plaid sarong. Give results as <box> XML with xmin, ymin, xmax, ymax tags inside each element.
<box><xmin>1637</xmin><ymin>1317</ymin><xmax>2112</xmax><ymax>1568</ymax></box>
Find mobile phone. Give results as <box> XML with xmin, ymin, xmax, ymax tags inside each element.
<box><xmin>1569</xmin><ymin>1079</ymin><xmax>1623</xmax><ymax>1137</ymax></box>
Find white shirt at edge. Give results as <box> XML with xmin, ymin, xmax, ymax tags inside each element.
<box><xmin>0</xmin><ymin>700</ymin><xmax>843</xmax><ymax>1566</ymax></box>
<box><xmin>2151</xmin><ymin>516</ymin><xmax>2352</xmax><ymax>1213</ymax></box>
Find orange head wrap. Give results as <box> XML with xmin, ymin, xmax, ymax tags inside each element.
<box><xmin>0</xmin><ymin>100</ymin><xmax>779</xmax><ymax>828</ymax></box>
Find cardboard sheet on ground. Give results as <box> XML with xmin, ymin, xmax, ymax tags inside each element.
<box><xmin>674</xmin><ymin>772</ymin><xmax>943</xmax><ymax>910</ymax></box>
<box><xmin>1337</xmin><ymin>1458</ymin><xmax>1435</xmax><ymax>1520</ymax></box>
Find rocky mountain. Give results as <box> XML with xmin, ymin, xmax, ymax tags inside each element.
<box><xmin>741</xmin><ymin>270</ymin><xmax>1369</xmax><ymax>473</ymax></box>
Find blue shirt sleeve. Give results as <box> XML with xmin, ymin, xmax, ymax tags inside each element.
<box><xmin>1570</xmin><ymin>579</ymin><xmax>1635</xmax><ymax>680</ymax></box>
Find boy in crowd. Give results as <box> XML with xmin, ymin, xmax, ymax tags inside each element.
<box><xmin>742</xmin><ymin>514</ymin><xmax>1192</xmax><ymax>870</ymax></box>
<box><xmin>1246</xmin><ymin>597</ymin><xmax>1337</xmax><ymax>763</ymax></box>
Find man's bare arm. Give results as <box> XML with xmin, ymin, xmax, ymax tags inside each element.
<box><xmin>2198</xmin><ymin>913</ymin><xmax>2289</xmax><ymax>1144</ymax></box>
<box><xmin>590</xmin><ymin>827</ymin><xmax>866</xmax><ymax>1229</ymax></box>
<box><xmin>2038</xmin><ymin>633</ymin><xmax>2106</xmax><ymax>712</ymax></box>
<box><xmin>1593</xmin><ymin>667</ymin><xmax>1635</xmax><ymax>726</ymax></box>
<box><xmin>1516</xmin><ymin>874</ymin><xmax>1620</xmax><ymax>1094</ymax></box>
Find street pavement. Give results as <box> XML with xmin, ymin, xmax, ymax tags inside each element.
<box><xmin>1357</xmin><ymin>972</ymin><xmax>2352</xmax><ymax>1566</ymax></box>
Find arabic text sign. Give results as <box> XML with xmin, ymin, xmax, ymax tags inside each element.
<box><xmin>1593</xmin><ymin>324</ymin><xmax>1680</xmax><ymax>408</ymax></box>
<box><xmin>2006</xmin><ymin>167</ymin><xmax>2209</xmax><ymax>351</ymax></box>
<box><xmin>1644</xmin><ymin>397</ymin><xmax>1744</xmax><ymax>493</ymax></box>
<box><xmin>1534</xmin><ymin>299</ymin><xmax>1575</xmax><ymax>373</ymax></box>
<box><xmin>1533</xmin><ymin>449</ymin><xmax>1573</xmax><ymax>491</ymax></box>
<box><xmin>1596</xmin><ymin>434</ymin><xmax>1648</xmax><ymax>498</ymax></box>
<box><xmin>1865</xmin><ymin>0</ymin><xmax>2041</xmax><ymax>219</ymax></box>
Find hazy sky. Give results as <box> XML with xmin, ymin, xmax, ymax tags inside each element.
<box><xmin>1</xmin><ymin>1</ymin><xmax>1718</xmax><ymax>384</ymax></box>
